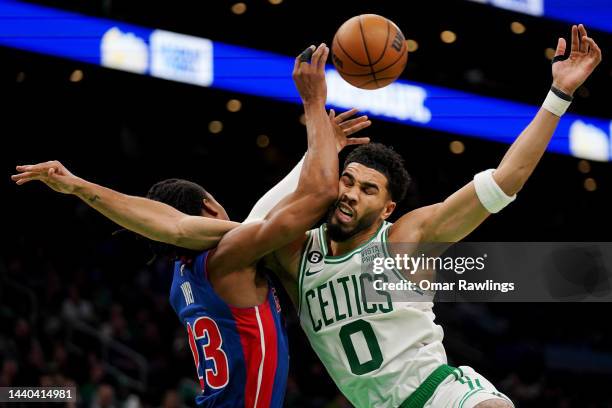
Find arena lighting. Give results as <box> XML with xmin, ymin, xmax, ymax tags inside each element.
<box><xmin>440</xmin><ymin>30</ymin><xmax>457</xmax><ymax>43</ymax></box>
<box><xmin>0</xmin><ymin>0</ymin><xmax>610</xmax><ymax>161</ymax></box>
<box><xmin>231</xmin><ymin>3</ymin><xmax>246</xmax><ymax>15</ymax></box>
<box><xmin>466</xmin><ymin>0</ymin><xmax>612</xmax><ymax>34</ymax></box>
<box><xmin>226</xmin><ymin>99</ymin><xmax>242</xmax><ymax>112</ymax></box>
<box><xmin>510</xmin><ymin>21</ymin><xmax>526</xmax><ymax>34</ymax></box>
<box><xmin>208</xmin><ymin>121</ymin><xmax>223</xmax><ymax>134</ymax></box>
<box><xmin>406</xmin><ymin>39</ymin><xmax>419</xmax><ymax>52</ymax></box>
<box><xmin>577</xmin><ymin>160</ymin><xmax>591</xmax><ymax>174</ymax></box>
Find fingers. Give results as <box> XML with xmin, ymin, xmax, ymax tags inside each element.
<box><xmin>584</xmin><ymin>36</ymin><xmax>602</xmax><ymax>64</ymax></box>
<box><xmin>293</xmin><ymin>56</ymin><xmax>300</xmax><ymax>76</ymax></box>
<box><xmin>339</xmin><ymin>116</ymin><xmax>369</xmax><ymax>129</ymax></box>
<box><xmin>554</xmin><ymin>37</ymin><xmax>566</xmax><ymax>57</ymax></box>
<box><xmin>11</xmin><ymin>172</ymin><xmax>33</xmax><ymax>181</ymax></box>
<box><xmin>11</xmin><ymin>171</ymin><xmax>41</xmax><ymax>185</ymax></box>
<box><xmin>16</xmin><ymin>161</ymin><xmax>59</xmax><ymax>173</ymax></box>
<box><xmin>294</xmin><ymin>45</ymin><xmax>315</xmax><ymax>76</ymax></box>
<box><xmin>329</xmin><ymin>109</ymin><xmax>336</xmax><ymax>121</ymax></box>
<box><xmin>571</xmin><ymin>24</ymin><xmax>579</xmax><ymax>54</ymax></box>
<box><xmin>346</xmin><ymin>137</ymin><xmax>371</xmax><ymax>146</ymax></box>
<box><xmin>310</xmin><ymin>43</ymin><xmax>327</xmax><ymax>71</ymax></box>
<box><xmin>316</xmin><ymin>44</ymin><xmax>329</xmax><ymax>72</ymax></box>
<box><xmin>299</xmin><ymin>45</ymin><xmax>316</xmax><ymax>63</ymax></box>
<box><xmin>334</xmin><ymin>108</ymin><xmax>359</xmax><ymax>123</ymax></box>
<box><xmin>343</xmin><ymin>120</ymin><xmax>372</xmax><ymax>136</ymax></box>
<box><xmin>578</xmin><ymin>24</ymin><xmax>588</xmax><ymax>52</ymax></box>
<box><xmin>15</xmin><ymin>177</ymin><xmax>36</xmax><ymax>185</ymax></box>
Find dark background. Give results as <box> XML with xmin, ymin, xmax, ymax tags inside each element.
<box><xmin>2</xmin><ymin>0</ymin><xmax>612</xmax><ymax>407</ymax></box>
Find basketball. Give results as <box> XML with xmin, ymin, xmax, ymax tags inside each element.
<box><xmin>331</xmin><ymin>14</ymin><xmax>408</xmax><ymax>90</ymax></box>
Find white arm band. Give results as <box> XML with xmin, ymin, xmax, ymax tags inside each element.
<box><xmin>243</xmin><ymin>155</ymin><xmax>305</xmax><ymax>223</ymax></box>
<box><xmin>542</xmin><ymin>89</ymin><xmax>572</xmax><ymax>117</ymax></box>
<box><xmin>473</xmin><ymin>169</ymin><xmax>516</xmax><ymax>214</ymax></box>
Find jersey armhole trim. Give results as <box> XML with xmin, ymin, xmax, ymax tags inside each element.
<box><xmin>297</xmin><ymin>231</ymin><xmax>314</xmax><ymax>316</ymax></box>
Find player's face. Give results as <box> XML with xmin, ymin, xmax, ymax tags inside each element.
<box><xmin>327</xmin><ymin>163</ymin><xmax>395</xmax><ymax>241</ymax></box>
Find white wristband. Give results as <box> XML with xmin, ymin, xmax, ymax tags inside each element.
<box><xmin>473</xmin><ymin>169</ymin><xmax>516</xmax><ymax>214</ymax></box>
<box><xmin>542</xmin><ymin>90</ymin><xmax>572</xmax><ymax>117</ymax></box>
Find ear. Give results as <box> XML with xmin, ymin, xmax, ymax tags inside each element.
<box><xmin>381</xmin><ymin>201</ymin><xmax>396</xmax><ymax>220</ymax></box>
<box><xmin>202</xmin><ymin>198</ymin><xmax>219</xmax><ymax>217</ymax></box>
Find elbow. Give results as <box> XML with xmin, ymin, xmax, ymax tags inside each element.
<box><xmin>494</xmin><ymin>166</ymin><xmax>527</xmax><ymax>196</ymax></box>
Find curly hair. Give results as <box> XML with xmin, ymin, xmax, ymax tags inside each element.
<box><xmin>145</xmin><ymin>179</ymin><xmax>209</xmax><ymax>259</ymax></box>
<box><xmin>343</xmin><ymin>143</ymin><xmax>411</xmax><ymax>202</ymax></box>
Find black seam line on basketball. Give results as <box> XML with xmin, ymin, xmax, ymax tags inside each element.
<box><xmin>335</xmin><ymin>49</ymin><xmax>406</xmax><ymax>77</ymax></box>
<box><xmin>357</xmin><ymin>76</ymin><xmax>399</xmax><ymax>88</ymax></box>
<box><xmin>369</xmin><ymin>19</ymin><xmax>391</xmax><ymax>66</ymax></box>
<box><xmin>358</xmin><ymin>15</ymin><xmax>379</xmax><ymax>88</ymax></box>
<box><xmin>335</xmin><ymin>37</ymin><xmax>371</xmax><ymax>67</ymax></box>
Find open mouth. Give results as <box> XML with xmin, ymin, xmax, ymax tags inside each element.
<box><xmin>335</xmin><ymin>203</ymin><xmax>354</xmax><ymax>223</ymax></box>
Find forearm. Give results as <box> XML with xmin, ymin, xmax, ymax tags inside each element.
<box><xmin>494</xmin><ymin>108</ymin><xmax>560</xmax><ymax>195</ymax></box>
<box><xmin>298</xmin><ymin>101</ymin><xmax>339</xmax><ymax>194</ymax></box>
<box><xmin>72</xmin><ymin>178</ymin><xmax>184</xmax><ymax>244</ymax></box>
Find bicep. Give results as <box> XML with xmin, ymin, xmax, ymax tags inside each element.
<box><xmin>391</xmin><ymin>182</ymin><xmax>489</xmax><ymax>243</ymax></box>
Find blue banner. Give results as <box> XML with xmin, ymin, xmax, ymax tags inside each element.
<box><xmin>1</xmin><ymin>0</ymin><xmax>610</xmax><ymax>161</ymax></box>
<box><xmin>468</xmin><ymin>0</ymin><xmax>612</xmax><ymax>33</ymax></box>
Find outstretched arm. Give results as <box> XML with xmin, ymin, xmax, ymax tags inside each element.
<box><xmin>391</xmin><ymin>24</ymin><xmax>602</xmax><ymax>243</ymax></box>
<box><xmin>210</xmin><ymin>43</ymin><xmax>340</xmax><ymax>271</ymax></box>
<box><xmin>12</xmin><ymin>161</ymin><xmax>239</xmax><ymax>249</ymax></box>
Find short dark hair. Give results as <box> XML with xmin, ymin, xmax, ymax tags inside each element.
<box><xmin>146</xmin><ymin>179</ymin><xmax>209</xmax><ymax>259</ymax></box>
<box><xmin>147</xmin><ymin>178</ymin><xmax>209</xmax><ymax>216</ymax></box>
<box><xmin>344</xmin><ymin>143</ymin><xmax>411</xmax><ymax>202</ymax></box>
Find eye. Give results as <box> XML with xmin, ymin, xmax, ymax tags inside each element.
<box><xmin>364</xmin><ymin>187</ymin><xmax>377</xmax><ymax>195</ymax></box>
<box><xmin>341</xmin><ymin>175</ymin><xmax>353</xmax><ymax>186</ymax></box>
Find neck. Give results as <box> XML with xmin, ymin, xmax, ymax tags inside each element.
<box><xmin>328</xmin><ymin>220</ymin><xmax>384</xmax><ymax>257</ymax></box>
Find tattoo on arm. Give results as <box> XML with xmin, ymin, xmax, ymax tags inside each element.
<box><xmin>88</xmin><ymin>194</ymin><xmax>100</xmax><ymax>203</ymax></box>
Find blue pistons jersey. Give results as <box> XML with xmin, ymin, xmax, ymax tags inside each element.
<box><xmin>169</xmin><ymin>250</ymin><xmax>289</xmax><ymax>407</ymax></box>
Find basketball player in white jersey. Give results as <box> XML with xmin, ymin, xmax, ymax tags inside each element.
<box><xmin>15</xmin><ymin>25</ymin><xmax>601</xmax><ymax>407</ymax></box>
<box><xmin>264</xmin><ymin>24</ymin><xmax>600</xmax><ymax>408</ymax></box>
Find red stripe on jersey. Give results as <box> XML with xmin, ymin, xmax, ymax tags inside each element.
<box><xmin>255</xmin><ymin>300</ymin><xmax>279</xmax><ymax>408</ymax></box>
<box><xmin>231</xmin><ymin>305</ymin><xmax>261</xmax><ymax>408</ymax></box>
<box><xmin>230</xmin><ymin>298</ymin><xmax>279</xmax><ymax>408</ymax></box>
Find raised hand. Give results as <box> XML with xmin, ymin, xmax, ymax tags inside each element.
<box><xmin>329</xmin><ymin>108</ymin><xmax>371</xmax><ymax>152</ymax></box>
<box><xmin>12</xmin><ymin>160</ymin><xmax>80</xmax><ymax>194</ymax></box>
<box><xmin>552</xmin><ymin>24</ymin><xmax>602</xmax><ymax>95</ymax></box>
<box><xmin>292</xmin><ymin>43</ymin><xmax>329</xmax><ymax>105</ymax></box>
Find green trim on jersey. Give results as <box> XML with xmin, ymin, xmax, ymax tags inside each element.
<box><xmin>399</xmin><ymin>364</ymin><xmax>455</xmax><ymax>408</ymax></box>
<box><xmin>323</xmin><ymin>222</ymin><xmax>386</xmax><ymax>264</ymax></box>
<box><xmin>318</xmin><ymin>225</ymin><xmax>328</xmax><ymax>255</ymax></box>
<box><xmin>381</xmin><ymin>225</ymin><xmax>410</xmax><ymax>283</ymax></box>
<box><xmin>297</xmin><ymin>231</ymin><xmax>313</xmax><ymax>315</ymax></box>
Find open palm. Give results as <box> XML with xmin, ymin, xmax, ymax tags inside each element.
<box><xmin>552</xmin><ymin>24</ymin><xmax>602</xmax><ymax>95</ymax></box>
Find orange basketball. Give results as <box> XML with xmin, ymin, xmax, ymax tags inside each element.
<box><xmin>331</xmin><ymin>14</ymin><xmax>408</xmax><ymax>90</ymax></box>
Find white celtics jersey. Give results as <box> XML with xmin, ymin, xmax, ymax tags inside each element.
<box><xmin>297</xmin><ymin>222</ymin><xmax>447</xmax><ymax>408</ymax></box>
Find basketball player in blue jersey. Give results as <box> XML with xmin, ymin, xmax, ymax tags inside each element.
<box><xmin>17</xmin><ymin>24</ymin><xmax>603</xmax><ymax>408</ymax></box>
<box><xmin>13</xmin><ymin>43</ymin><xmax>371</xmax><ymax>407</ymax></box>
